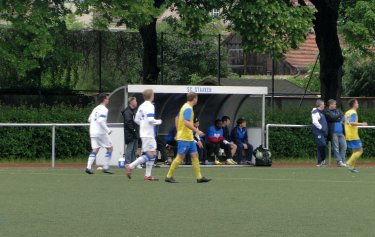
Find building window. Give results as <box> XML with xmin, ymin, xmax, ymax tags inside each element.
<box><xmin>212</xmin><ymin>9</ymin><xmax>220</xmax><ymax>17</ymax></box>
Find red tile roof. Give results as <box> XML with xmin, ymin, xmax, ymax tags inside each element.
<box><xmin>284</xmin><ymin>33</ymin><xmax>319</xmax><ymax>71</ymax></box>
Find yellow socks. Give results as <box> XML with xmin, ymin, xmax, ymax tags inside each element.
<box><xmin>192</xmin><ymin>158</ymin><xmax>203</xmax><ymax>180</ymax></box>
<box><xmin>347</xmin><ymin>150</ymin><xmax>363</xmax><ymax>167</ymax></box>
<box><xmin>166</xmin><ymin>156</ymin><xmax>182</xmax><ymax>178</ymax></box>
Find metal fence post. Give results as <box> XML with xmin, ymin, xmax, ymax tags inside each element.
<box><xmin>52</xmin><ymin>125</ymin><xmax>56</xmax><ymax>168</ymax></box>
<box><xmin>217</xmin><ymin>34</ymin><xmax>221</xmax><ymax>85</ymax></box>
<box><xmin>160</xmin><ymin>32</ymin><xmax>164</xmax><ymax>85</ymax></box>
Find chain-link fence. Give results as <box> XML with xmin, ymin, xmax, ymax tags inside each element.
<box><xmin>0</xmin><ymin>30</ymin><xmax>227</xmax><ymax>94</ymax></box>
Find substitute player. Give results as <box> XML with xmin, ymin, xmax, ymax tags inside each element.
<box><xmin>345</xmin><ymin>99</ymin><xmax>368</xmax><ymax>173</ymax></box>
<box><xmin>125</xmin><ymin>89</ymin><xmax>162</xmax><ymax>181</ymax></box>
<box><xmin>165</xmin><ymin>92</ymin><xmax>211</xmax><ymax>183</ymax></box>
<box><xmin>85</xmin><ymin>93</ymin><xmax>114</xmax><ymax>174</ymax></box>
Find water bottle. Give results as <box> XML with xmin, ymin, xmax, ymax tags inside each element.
<box><xmin>118</xmin><ymin>157</ymin><xmax>125</xmax><ymax>168</ymax></box>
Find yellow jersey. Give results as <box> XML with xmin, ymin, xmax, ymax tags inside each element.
<box><xmin>344</xmin><ymin>109</ymin><xmax>360</xmax><ymax>141</ymax></box>
<box><xmin>176</xmin><ymin>103</ymin><xmax>194</xmax><ymax>141</ymax></box>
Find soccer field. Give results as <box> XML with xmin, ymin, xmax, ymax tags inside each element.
<box><xmin>1</xmin><ymin>166</ymin><xmax>375</xmax><ymax>237</ymax></box>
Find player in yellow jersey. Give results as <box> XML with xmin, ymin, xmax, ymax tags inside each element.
<box><xmin>165</xmin><ymin>92</ymin><xmax>212</xmax><ymax>183</ymax></box>
<box><xmin>345</xmin><ymin>99</ymin><xmax>368</xmax><ymax>173</ymax></box>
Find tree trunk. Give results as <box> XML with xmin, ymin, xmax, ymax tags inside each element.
<box><xmin>138</xmin><ymin>0</ymin><xmax>164</xmax><ymax>85</ymax></box>
<box><xmin>312</xmin><ymin>1</ymin><xmax>344</xmax><ymax>104</ymax></box>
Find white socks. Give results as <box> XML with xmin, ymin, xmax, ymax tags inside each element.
<box><xmin>145</xmin><ymin>161</ymin><xmax>154</xmax><ymax>177</ymax></box>
<box><xmin>103</xmin><ymin>151</ymin><xmax>112</xmax><ymax>170</ymax></box>
<box><xmin>86</xmin><ymin>152</ymin><xmax>96</xmax><ymax>170</ymax></box>
<box><xmin>129</xmin><ymin>155</ymin><xmax>147</xmax><ymax>169</ymax></box>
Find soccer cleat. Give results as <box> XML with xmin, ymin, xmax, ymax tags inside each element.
<box><xmin>245</xmin><ymin>160</ymin><xmax>255</xmax><ymax>166</ymax></box>
<box><xmin>226</xmin><ymin>159</ymin><xmax>235</xmax><ymax>165</ymax></box>
<box><xmin>144</xmin><ymin>176</ymin><xmax>159</xmax><ymax>181</ymax></box>
<box><xmin>85</xmin><ymin>168</ymin><xmax>94</xmax><ymax>174</ymax></box>
<box><xmin>125</xmin><ymin>164</ymin><xmax>132</xmax><ymax>179</ymax></box>
<box><xmin>165</xmin><ymin>177</ymin><xmax>177</xmax><ymax>183</ymax></box>
<box><xmin>338</xmin><ymin>161</ymin><xmax>348</xmax><ymax>167</ymax></box>
<box><xmin>197</xmin><ymin>177</ymin><xmax>212</xmax><ymax>183</ymax></box>
<box><xmin>316</xmin><ymin>160</ymin><xmax>327</xmax><ymax>167</ymax></box>
<box><xmin>348</xmin><ymin>168</ymin><xmax>359</xmax><ymax>173</ymax></box>
<box><xmin>214</xmin><ymin>159</ymin><xmax>223</xmax><ymax>165</ymax></box>
<box><xmin>102</xmin><ymin>169</ymin><xmax>114</xmax><ymax>174</ymax></box>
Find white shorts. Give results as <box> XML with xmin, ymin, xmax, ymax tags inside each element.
<box><xmin>141</xmin><ymin>137</ymin><xmax>157</xmax><ymax>152</ymax></box>
<box><xmin>91</xmin><ymin>134</ymin><xmax>113</xmax><ymax>149</ymax></box>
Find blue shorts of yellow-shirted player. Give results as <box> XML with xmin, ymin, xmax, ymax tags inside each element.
<box><xmin>177</xmin><ymin>141</ymin><xmax>198</xmax><ymax>154</ymax></box>
<box><xmin>347</xmin><ymin>140</ymin><xmax>362</xmax><ymax>149</ymax></box>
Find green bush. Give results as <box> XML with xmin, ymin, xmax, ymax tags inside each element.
<box><xmin>0</xmin><ymin>105</ymin><xmax>374</xmax><ymax>161</ymax></box>
<box><xmin>266</xmin><ymin>108</ymin><xmax>375</xmax><ymax>159</ymax></box>
<box><xmin>0</xmin><ymin>105</ymin><xmax>93</xmax><ymax>160</ymax></box>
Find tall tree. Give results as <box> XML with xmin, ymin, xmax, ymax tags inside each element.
<box><xmin>0</xmin><ymin>0</ymin><xmax>71</xmax><ymax>88</ymax></box>
<box><xmin>309</xmin><ymin>0</ymin><xmax>344</xmax><ymax>102</ymax></box>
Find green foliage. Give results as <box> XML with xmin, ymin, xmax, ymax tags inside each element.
<box><xmin>288</xmin><ymin>63</ymin><xmax>321</xmax><ymax>93</ymax></box>
<box><xmin>73</xmin><ymin>0</ymin><xmax>159</xmax><ymax>30</ymax></box>
<box><xmin>0</xmin><ymin>105</ymin><xmax>93</xmax><ymax>159</ymax></box>
<box><xmin>0</xmin><ymin>0</ymin><xmax>73</xmax><ymax>81</ymax></box>
<box><xmin>339</xmin><ymin>0</ymin><xmax>375</xmax><ymax>54</ymax></box>
<box><xmin>224</xmin><ymin>0</ymin><xmax>314</xmax><ymax>59</ymax></box>
<box><xmin>65</xmin><ymin>14</ymin><xmax>85</xmax><ymax>30</ymax></box>
<box><xmin>342</xmin><ymin>51</ymin><xmax>375</xmax><ymax>96</ymax></box>
<box><xmin>160</xmin><ymin>32</ymin><xmax>228</xmax><ymax>84</ymax></box>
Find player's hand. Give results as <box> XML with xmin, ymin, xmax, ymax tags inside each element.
<box><xmin>108</xmin><ymin>130</ymin><xmax>112</xmax><ymax>135</ymax></box>
<box><xmin>197</xmin><ymin>130</ymin><xmax>205</xmax><ymax>137</ymax></box>
<box><xmin>197</xmin><ymin>141</ymin><xmax>203</xmax><ymax>149</ymax></box>
<box><xmin>362</xmin><ymin>122</ymin><xmax>368</xmax><ymax>126</ymax></box>
<box><xmin>243</xmin><ymin>144</ymin><xmax>248</xmax><ymax>149</ymax></box>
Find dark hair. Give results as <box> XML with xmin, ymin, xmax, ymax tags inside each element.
<box><xmin>222</xmin><ymin>116</ymin><xmax>230</xmax><ymax>122</ymax></box>
<box><xmin>214</xmin><ymin>119</ymin><xmax>222</xmax><ymax>126</ymax></box>
<box><xmin>194</xmin><ymin>117</ymin><xmax>199</xmax><ymax>123</ymax></box>
<box><xmin>236</xmin><ymin>117</ymin><xmax>245</xmax><ymax>125</ymax></box>
<box><xmin>98</xmin><ymin>93</ymin><xmax>108</xmax><ymax>104</ymax></box>
<box><xmin>348</xmin><ymin>99</ymin><xmax>357</xmax><ymax>108</ymax></box>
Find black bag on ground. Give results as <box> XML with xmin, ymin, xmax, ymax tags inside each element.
<box><xmin>253</xmin><ymin>146</ymin><xmax>272</xmax><ymax>166</ymax></box>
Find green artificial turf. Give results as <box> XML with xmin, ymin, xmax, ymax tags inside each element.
<box><xmin>1</xmin><ymin>167</ymin><xmax>375</xmax><ymax>237</ymax></box>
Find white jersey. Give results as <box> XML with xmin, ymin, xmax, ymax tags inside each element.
<box><xmin>135</xmin><ymin>101</ymin><xmax>162</xmax><ymax>138</ymax></box>
<box><xmin>88</xmin><ymin>104</ymin><xmax>110</xmax><ymax>137</ymax></box>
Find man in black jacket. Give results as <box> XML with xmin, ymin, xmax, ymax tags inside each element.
<box><xmin>121</xmin><ymin>97</ymin><xmax>139</xmax><ymax>164</ymax></box>
<box><xmin>324</xmin><ymin>99</ymin><xmax>348</xmax><ymax>167</ymax></box>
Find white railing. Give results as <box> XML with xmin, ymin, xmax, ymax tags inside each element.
<box><xmin>265</xmin><ymin>124</ymin><xmax>375</xmax><ymax>165</ymax></box>
<box><xmin>0</xmin><ymin>123</ymin><xmax>123</xmax><ymax>168</ymax></box>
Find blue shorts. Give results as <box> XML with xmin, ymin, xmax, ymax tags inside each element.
<box><xmin>347</xmin><ymin>140</ymin><xmax>362</xmax><ymax>149</ymax></box>
<box><xmin>177</xmin><ymin>141</ymin><xmax>198</xmax><ymax>155</ymax></box>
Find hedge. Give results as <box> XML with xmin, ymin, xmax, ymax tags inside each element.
<box><xmin>0</xmin><ymin>105</ymin><xmax>374</xmax><ymax>160</ymax></box>
<box><xmin>0</xmin><ymin>105</ymin><xmax>92</xmax><ymax>160</ymax></box>
<box><xmin>265</xmin><ymin>108</ymin><xmax>375</xmax><ymax>159</ymax></box>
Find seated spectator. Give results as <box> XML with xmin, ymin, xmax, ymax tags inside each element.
<box><xmin>206</xmin><ymin>119</ymin><xmax>236</xmax><ymax>165</ymax></box>
<box><xmin>193</xmin><ymin>117</ymin><xmax>207</xmax><ymax>165</ymax></box>
<box><xmin>165</xmin><ymin>126</ymin><xmax>177</xmax><ymax>158</ymax></box>
<box><xmin>222</xmin><ymin>116</ymin><xmax>238</xmax><ymax>164</ymax></box>
<box><xmin>231</xmin><ymin>118</ymin><xmax>253</xmax><ymax>165</ymax></box>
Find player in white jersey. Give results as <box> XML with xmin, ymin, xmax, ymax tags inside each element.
<box><xmin>125</xmin><ymin>89</ymin><xmax>162</xmax><ymax>181</ymax></box>
<box><xmin>85</xmin><ymin>93</ymin><xmax>114</xmax><ymax>174</ymax></box>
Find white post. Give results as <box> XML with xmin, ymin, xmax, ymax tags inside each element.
<box><xmin>266</xmin><ymin>124</ymin><xmax>270</xmax><ymax>149</ymax></box>
<box><xmin>261</xmin><ymin>94</ymin><xmax>266</xmax><ymax>147</ymax></box>
<box><xmin>52</xmin><ymin>125</ymin><xmax>56</xmax><ymax>168</ymax></box>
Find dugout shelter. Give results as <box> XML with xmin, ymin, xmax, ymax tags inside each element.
<box><xmin>97</xmin><ymin>85</ymin><xmax>268</xmax><ymax>165</ymax></box>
